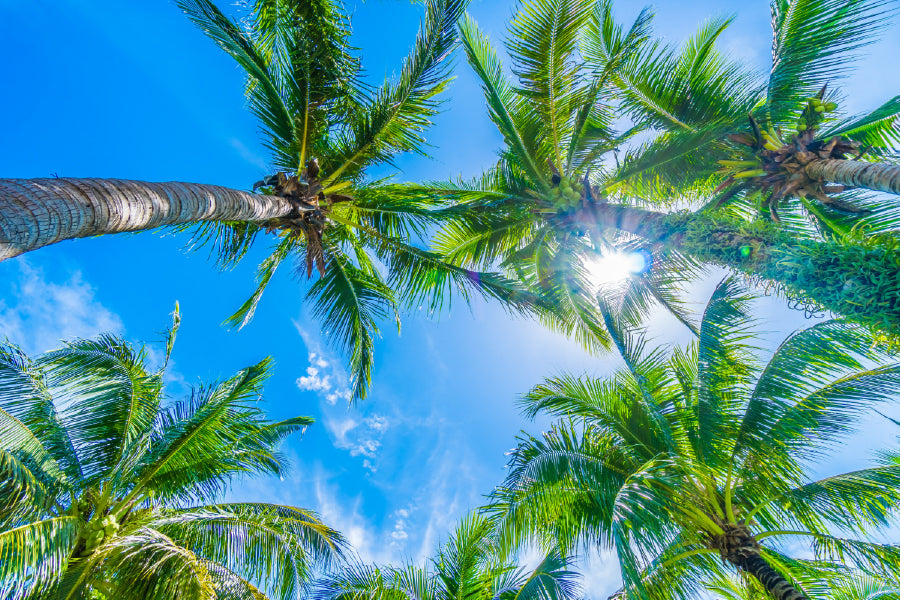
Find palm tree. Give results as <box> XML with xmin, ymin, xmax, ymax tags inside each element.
<box><xmin>0</xmin><ymin>0</ymin><xmax>536</xmax><ymax>401</ymax></box>
<box><xmin>0</xmin><ymin>308</ymin><xmax>346</xmax><ymax>600</ymax></box>
<box><xmin>314</xmin><ymin>512</ymin><xmax>580</xmax><ymax>600</ymax></box>
<box><xmin>488</xmin><ymin>278</ymin><xmax>900</xmax><ymax>600</ymax></box>
<box><xmin>710</xmin><ymin>568</ymin><xmax>900</xmax><ymax>600</ymax></box>
<box><xmin>413</xmin><ymin>0</ymin><xmax>900</xmax><ymax>343</ymax></box>
<box><xmin>605</xmin><ymin>0</ymin><xmax>900</xmax><ymax>235</ymax></box>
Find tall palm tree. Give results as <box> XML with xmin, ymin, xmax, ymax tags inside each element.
<box><xmin>411</xmin><ymin>0</ymin><xmax>900</xmax><ymax>344</ymax></box>
<box><xmin>488</xmin><ymin>279</ymin><xmax>900</xmax><ymax>600</ymax></box>
<box><xmin>605</xmin><ymin>0</ymin><xmax>900</xmax><ymax>236</ymax></box>
<box><xmin>0</xmin><ymin>308</ymin><xmax>346</xmax><ymax>600</ymax></box>
<box><xmin>314</xmin><ymin>512</ymin><xmax>580</xmax><ymax>600</ymax></box>
<box><xmin>0</xmin><ymin>0</ymin><xmax>537</xmax><ymax>401</ymax></box>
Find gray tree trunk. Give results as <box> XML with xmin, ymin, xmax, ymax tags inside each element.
<box><xmin>0</xmin><ymin>178</ymin><xmax>294</xmax><ymax>261</ymax></box>
<box><xmin>733</xmin><ymin>553</ymin><xmax>808</xmax><ymax>600</ymax></box>
<box><xmin>805</xmin><ymin>158</ymin><xmax>900</xmax><ymax>195</ymax></box>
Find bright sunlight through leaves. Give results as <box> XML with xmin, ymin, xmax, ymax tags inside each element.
<box><xmin>586</xmin><ymin>250</ymin><xmax>651</xmax><ymax>286</ymax></box>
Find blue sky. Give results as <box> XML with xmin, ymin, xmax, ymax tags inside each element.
<box><xmin>2</xmin><ymin>0</ymin><xmax>900</xmax><ymax>596</ymax></box>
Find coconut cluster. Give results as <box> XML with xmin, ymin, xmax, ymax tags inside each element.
<box><xmin>797</xmin><ymin>96</ymin><xmax>837</xmax><ymax>133</ymax></box>
<box><xmin>551</xmin><ymin>176</ymin><xmax>583</xmax><ymax>212</ymax></box>
<box><xmin>84</xmin><ymin>514</ymin><xmax>119</xmax><ymax>551</ymax></box>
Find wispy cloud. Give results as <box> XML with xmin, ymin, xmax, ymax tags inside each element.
<box><xmin>293</xmin><ymin>322</ymin><xmax>353</xmax><ymax>405</ymax></box>
<box><xmin>0</xmin><ymin>260</ymin><xmax>123</xmax><ymax>354</ymax></box>
<box><xmin>578</xmin><ymin>548</ymin><xmax>622</xmax><ymax>600</ymax></box>
<box><xmin>228</xmin><ymin>137</ymin><xmax>268</xmax><ymax>172</ymax></box>
<box><xmin>314</xmin><ymin>471</ymin><xmax>399</xmax><ymax>565</ymax></box>
<box><xmin>323</xmin><ymin>414</ymin><xmax>390</xmax><ymax>472</ymax></box>
<box><xmin>293</xmin><ymin>322</ymin><xmax>389</xmax><ymax>471</ymax></box>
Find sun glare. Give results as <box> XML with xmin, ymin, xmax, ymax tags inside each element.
<box><xmin>586</xmin><ymin>250</ymin><xmax>650</xmax><ymax>287</ymax></box>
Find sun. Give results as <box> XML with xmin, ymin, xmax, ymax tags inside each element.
<box><xmin>586</xmin><ymin>250</ymin><xmax>651</xmax><ymax>287</ymax></box>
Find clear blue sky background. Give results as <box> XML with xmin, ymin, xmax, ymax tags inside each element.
<box><xmin>2</xmin><ymin>0</ymin><xmax>899</xmax><ymax>596</ymax></box>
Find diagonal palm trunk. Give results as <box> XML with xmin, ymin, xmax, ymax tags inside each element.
<box><xmin>583</xmin><ymin>202</ymin><xmax>900</xmax><ymax>336</ymax></box>
<box><xmin>805</xmin><ymin>159</ymin><xmax>900</xmax><ymax>195</ymax></box>
<box><xmin>733</xmin><ymin>553</ymin><xmax>808</xmax><ymax>600</ymax></box>
<box><xmin>0</xmin><ymin>178</ymin><xmax>296</xmax><ymax>260</ymax></box>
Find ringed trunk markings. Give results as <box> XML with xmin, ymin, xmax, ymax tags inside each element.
<box><xmin>0</xmin><ymin>178</ymin><xmax>295</xmax><ymax>260</ymax></box>
<box><xmin>735</xmin><ymin>553</ymin><xmax>808</xmax><ymax>600</ymax></box>
<box><xmin>806</xmin><ymin>159</ymin><xmax>900</xmax><ymax>196</ymax></box>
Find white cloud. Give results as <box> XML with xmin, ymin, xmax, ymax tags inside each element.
<box><xmin>297</xmin><ymin>366</ymin><xmax>332</xmax><ymax>392</ymax></box>
<box><xmin>366</xmin><ymin>414</ymin><xmax>389</xmax><ymax>432</ymax></box>
<box><xmin>293</xmin><ymin>323</ymin><xmax>353</xmax><ymax>405</ymax></box>
<box><xmin>0</xmin><ymin>261</ymin><xmax>123</xmax><ymax>354</ymax></box>
<box><xmin>325</xmin><ymin>389</ymin><xmax>352</xmax><ymax>405</ymax></box>
<box><xmin>323</xmin><ymin>414</ymin><xmax>390</xmax><ymax>470</ymax></box>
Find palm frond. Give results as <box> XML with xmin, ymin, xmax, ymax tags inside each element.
<box><xmin>821</xmin><ymin>96</ymin><xmax>900</xmax><ymax>158</ymax></box>
<box><xmin>734</xmin><ymin>319</ymin><xmax>894</xmax><ymax>470</ymax></box>
<box><xmin>767</xmin><ymin>0</ymin><xmax>898</xmax><ymax>119</ymax></box>
<box><xmin>693</xmin><ymin>277</ymin><xmax>756</xmax><ymax>466</ymax></box>
<box><xmin>226</xmin><ymin>236</ymin><xmax>301</xmax><ymax>330</ymax></box>
<box><xmin>506</xmin><ymin>0</ymin><xmax>593</xmax><ymax>167</ymax></box>
<box><xmin>776</xmin><ymin>465</ymin><xmax>900</xmax><ymax>534</ymax></box>
<box><xmin>40</xmin><ymin>335</ymin><xmax>161</xmax><ymax>486</ymax></box>
<box><xmin>176</xmin><ymin>221</ymin><xmax>264</xmax><ymax>271</ymax></box>
<box><xmin>459</xmin><ymin>14</ymin><xmax>548</xmax><ymax>187</ymax></box>
<box><xmin>508</xmin><ymin>551</ymin><xmax>581</xmax><ymax>600</ymax></box>
<box><xmin>250</xmin><ymin>0</ymin><xmax>361</xmax><ymax>168</ymax></box>
<box><xmin>0</xmin><ymin>450</ymin><xmax>53</xmax><ymax>525</ymax></box>
<box><xmin>305</xmin><ymin>249</ymin><xmax>396</xmax><ymax>402</ymax></box>
<box><xmin>325</xmin><ymin>0</ymin><xmax>468</xmax><ymax>183</ymax></box>
<box><xmin>128</xmin><ymin>359</ymin><xmax>275</xmax><ymax>504</ymax></box>
<box><xmin>0</xmin><ymin>342</ymin><xmax>78</xmax><ymax>484</ymax></box>
<box><xmin>0</xmin><ymin>516</ymin><xmax>78</xmax><ymax>600</ymax></box>
<box><xmin>156</xmin><ymin>502</ymin><xmax>346</xmax><ymax>599</ymax></box>
<box><xmin>177</xmin><ymin>0</ymin><xmax>299</xmax><ymax>169</ymax></box>
<box><xmin>91</xmin><ymin>528</ymin><xmax>217</xmax><ymax>600</ymax></box>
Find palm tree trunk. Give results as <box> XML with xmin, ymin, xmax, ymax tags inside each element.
<box><xmin>582</xmin><ymin>202</ymin><xmax>900</xmax><ymax>336</ymax></box>
<box><xmin>0</xmin><ymin>178</ymin><xmax>295</xmax><ymax>261</ymax></box>
<box><xmin>805</xmin><ymin>158</ymin><xmax>900</xmax><ymax>195</ymax></box>
<box><xmin>733</xmin><ymin>553</ymin><xmax>808</xmax><ymax>600</ymax></box>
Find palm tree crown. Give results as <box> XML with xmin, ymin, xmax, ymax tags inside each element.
<box><xmin>418</xmin><ymin>0</ymin><xmax>900</xmax><ymax>346</ymax></box>
<box><xmin>610</xmin><ymin>0</ymin><xmax>900</xmax><ymax>236</ymax></box>
<box><xmin>314</xmin><ymin>512</ymin><xmax>580</xmax><ymax>600</ymax></box>
<box><xmin>172</xmin><ymin>0</ymin><xmax>544</xmax><ymax>401</ymax></box>
<box><xmin>413</xmin><ymin>0</ymin><xmax>706</xmax><ymax>353</ymax></box>
<box><xmin>490</xmin><ymin>279</ymin><xmax>900</xmax><ymax>600</ymax></box>
<box><xmin>0</xmin><ymin>309</ymin><xmax>345</xmax><ymax>600</ymax></box>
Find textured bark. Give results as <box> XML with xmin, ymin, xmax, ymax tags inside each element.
<box><xmin>0</xmin><ymin>178</ymin><xmax>295</xmax><ymax>260</ymax></box>
<box><xmin>734</xmin><ymin>553</ymin><xmax>808</xmax><ymax>600</ymax></box>
<box><xmin>806</xmin><ymin>158</ymin><xmax>900</xmax><ymax>195</ymax></box>
<box><xmin>580</xmin><ymin>202</ymin><xmax>900</xmax><ymax>336</ymax></box>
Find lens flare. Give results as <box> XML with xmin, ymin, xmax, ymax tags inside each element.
<box><xmin>586</xmin><ymin>250</ymin><xmax>650</xmax><ymax>286</ymax></box>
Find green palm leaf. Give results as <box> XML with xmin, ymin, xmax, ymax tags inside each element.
<box><xmin>459</xmin><ymin>14</ymin><xmax>547</xmax><ymax>187</ymax></box>
<box><xmin>767</xmin><ymin>0</ymin><xmax>897</xmax><ymax>119</ymax></box>
<box><xmin>325</xmin><ymin>0</ymin><xmax>468</xmax><ymax>184</ymax></box>
<box><xmin>305</xmin><ymin>250</ymin><xmax>396</xmax><ymax>402</ymax></box>
<box><xmin>0</xmin><ymin>516</ymin><xmax>79</xmax><ymax>600</ymax></box>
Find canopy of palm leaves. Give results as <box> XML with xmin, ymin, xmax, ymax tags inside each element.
<box><xmin>0</xmin><ymin>309</ymin><xmax>345</xmax><ymax>600</ymax></box>
<box><xmin>314</xmin><ymin>512</ymin><xmax>580</xmax><ymax>600</ymax></box>
<box><xmin>412</xmin><ymin>0</ymin><xmax>900</xmax><ymax>346</ymax></box>
<box><xmin>400</xmin><ymin>0</ymin><xmax>710</xmax><ymax>354</ymax></box>
<box><xmin>488</xmin><ymin>278</ymin><xmax>900</xmax><ymax>600</ymax></box>
<box><xmin>607</xmin><ymin>0</ymin><xmax>900</xmax><ymax>237</ymax></box>
<box><xmin>175</xmin><ymin>0</ymin><xmax>543</xmax><ymax>402</ymax></box>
